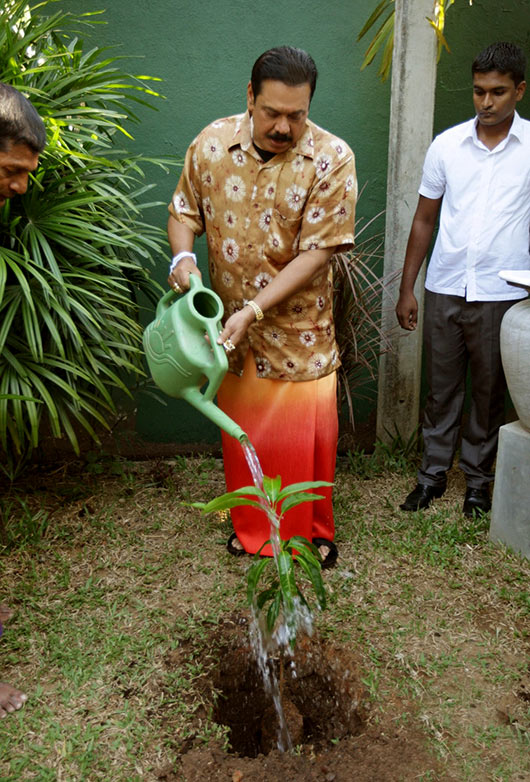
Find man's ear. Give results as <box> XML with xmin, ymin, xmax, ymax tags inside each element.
<box><xmin>246</xmin><ymin>81</ymin><xmax>255</xmax><ymax>114</ymax></box>
<box><xmin>515</xmin><ymin>80</ymin><xmax>526</xmax><ymax>102</ymax></box>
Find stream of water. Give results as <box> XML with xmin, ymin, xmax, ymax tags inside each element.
<box><xmin>240</xmin><ymin>438</ymin><xmax>314</xmax><ymax>752</ymax></box>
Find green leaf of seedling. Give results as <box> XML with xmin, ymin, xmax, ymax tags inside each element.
<box><xmin>246</xmin><ymin>557</ymin><xmax>271</xmax><ymax>605</ymax></box>
<box><xmin>294</xmin><ymin>552</ymin><xmax>327</xmax><ymax>610</ymax></box>
<box><xmin>188</xmin><ymin>485</ymin><xmax>265</xmax><ymax>514</ymax></box>
<box><xmin>267</xmin><ymin>592</ymin><xmax>281</xmax><ymax>633</ymax></box>
<box><xmin>276</xmin><ymin>480</ymin><xmax>333</xmax><ymax>501</ymax></box>
<box><xmin>256</xmin><ymin>583</ymin><xmax>279</xmax><ymax>610</ymax></box>
<box><xmin>277</xmin><ymin>550</ymin><xmax>297</xmax><ymax>616</ymax></box>
<box><xmin>254</xmin><ymin>539</ymin><xmax>272</xmax><ymax>557</ymax></box>
<box><xmin>280</xmin><ymin>492</ymin><xmax>325</xmax><ymax>515</ymax></box>
<box><xmin>294</xmin><ymin>585</ymin><xmax>310</xmax><ymax>609</ymax></box>
<box><xmin>288</xmin><ymin>536</ymin><xmax>322</xmax><ymax>566</ymax></box>
<box><xmin>262</xmin><ymin>474</ymin><xmax>282</xmax><ymax>505</ymax></box>
<box><xmin>218</xmin><ymin>485</ymin><xmax>266</xmax><ymax>497</ymax></box>
<box><xmin>188</xmin><ymin>497</ymin><xmax>264</xmax><ymax>514</ymax></box>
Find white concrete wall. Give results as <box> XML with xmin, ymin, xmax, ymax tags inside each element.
<box><xmin>376</xmin><ymin>0</ymin><xmax>438</xmax><ymax>443</ymax></box>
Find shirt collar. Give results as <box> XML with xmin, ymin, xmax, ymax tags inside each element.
<box><xmin>507</xmin><ymin>110</ymin><xmax>524</xmax><ymax>142</ymax></box>
<box><xmin>229</xmin><ymin>111</ymin><xmax>315</xmax><ymax>160</ymax></box>
<box><xmin>463</xmin><ymin>110</ymin><xmax>524</xmax><ymax>147</ymax></box>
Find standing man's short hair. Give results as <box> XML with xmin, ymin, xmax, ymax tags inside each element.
<box><xmin>250</xmin><ymin>46</ymin><xmax>318</xmax><ymax>100</ymax></box>
<box><xmin>0</xmin><ymin>83</ymin><xmax>46</xmax><ymax>153</ymax></box>
<box><xmin>472</xmin><ymin>42</ymin><xmax>527</xmax><ymax>86</ymax></box>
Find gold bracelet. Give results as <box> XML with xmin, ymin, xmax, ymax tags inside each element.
<box><xmin>246</xmin><ymin>300</ymin><xmax>264</xmax><ymax>321</ymax></box>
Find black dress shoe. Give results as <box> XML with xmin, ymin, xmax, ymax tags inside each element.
<box><xmin>400</xmin><ymin>483</ymin><xmax>445</xmax><ymax>511</ymax></box>
<box><xmin>463</xmin><ymin>487</ymin><xmax>491</xmax><ymax>517</ymax></box>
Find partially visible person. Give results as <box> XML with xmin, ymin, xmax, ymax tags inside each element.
<box><xmin>0</xmin><ymin>82</ymin><xmax>44</xmax><ymax>208</ymax></box>
<box><xmin>0</xmin><ymin>605</ymin><xmax>27</xmax><ymax>718</ymax></box>
<box><xmin>396</xmin><ymin>42</ymin><xmax>529</xmax><ymax>516</ymax></box>
<box><xmin>0</xmin><ymin>81</ymin><xmax>46</xmax><ymax>716</ymax></box>
<box><xmin>167</xmin><ymin>47</ymin><xmax>357</xmax><ymax>565</ymax></box>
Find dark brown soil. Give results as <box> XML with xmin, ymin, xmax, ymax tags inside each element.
<box><xmin>160</xmin><ymin>615</ymin><xmax>455</xmax><ymax>782</ymax></box>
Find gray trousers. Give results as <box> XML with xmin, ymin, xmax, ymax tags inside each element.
<box><xmin>418</xmin><ymin>291</ymin><xmax>515</xmax><ymax>490</ymax></box>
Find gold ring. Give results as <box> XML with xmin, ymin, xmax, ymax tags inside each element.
<box><xmin>172</xmin><ymin>282</ymin><xmax>182</xmax><ymax>293</ymax></box>
<box><xmin>223</xmin><ymin>339</ymin><xmax>236</xmax><ymax>352</ymax></box>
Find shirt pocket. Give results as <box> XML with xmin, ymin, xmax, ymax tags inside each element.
<box><xmin>490</xmin><ymin>172</ymin><xmax>529</xmax><ymax>215</ymax></box>
<box><xmin>265</xmin><ymin>207</ymin><xmax>303</xmax><ymax>267</ymax></box>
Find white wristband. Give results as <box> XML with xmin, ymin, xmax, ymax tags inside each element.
<box><xmin>169</xmin><ymin>251</ymin><xmax>197</xmax><ymax>275</ymax></box>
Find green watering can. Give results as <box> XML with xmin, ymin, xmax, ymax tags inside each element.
<box><xmin>143</xmin><ymin>275</ymin><xmax>247</xmax><ymax>442</ymax></box>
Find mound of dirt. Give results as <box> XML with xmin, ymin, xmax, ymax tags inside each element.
<box><xmin>161</xmin><ymin>615</ymin><xmax>455</xmax><ymax>782</ymax></box>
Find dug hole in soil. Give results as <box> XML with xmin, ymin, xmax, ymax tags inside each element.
<box><xmin>163</xmin><ymin>615</ymin><xmax>452</xmax><ymax>782</ymax></box>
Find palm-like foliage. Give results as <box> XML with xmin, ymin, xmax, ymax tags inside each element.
<box><xmin>333</xmin><ymin>212</ymin><xmax>399</xmax><ymax>436</ymax></box>
<box><xmin>357</xmin><ymin>0</ymin><xmax>474</xmax><ymax>82</ymax></box>
<box><xmin>0</xmin><ymin>1</ymin><xmax>175</xmax><ymax>466</ymax></box>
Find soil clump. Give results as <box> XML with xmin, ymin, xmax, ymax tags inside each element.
<box><xmin>167</xmin><ymin>615</ymin><xmax>453</xmax><ymax>782</ymax></box>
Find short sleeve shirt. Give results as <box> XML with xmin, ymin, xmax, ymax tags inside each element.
<box><xmin>169</xmin><ymin>111</ymin><xmax>357</xmax><ymax>380</ymax></box>
<box><xmin>420</xmin><ymin>112</ymin><xmax>530</xmax><ymax>301</ymax></box>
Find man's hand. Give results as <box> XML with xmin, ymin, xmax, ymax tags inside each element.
<box><xmin>167</xmin><ymin>257</ymin><xmax>201</xmax><ymax>292</ymax></box>
<box><xmin>217</xmin><ymin>306</ymin><xmax>255</xmax><ymax>349</ymax></box>
<box><xmin>167</xmin><ymin>218</ymin><xmax>200</xmax><ymax>292</ymax></box>
<box><xmin>395</xmin><ymin>195</ymin><xmax>442</xmax><ymax>331</ymax></box>
<box><xmin>396</xmin><ymin>290</ymin><xmax>418</xmax><ymax>331</ymax></box>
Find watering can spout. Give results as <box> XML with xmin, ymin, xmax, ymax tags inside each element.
<box><xmin>143</xmin><ymin>275</ymin><xmax>247</xmax><ymax>443</ymax></box>
<box><xmin>182</xmin><ymin>388</ymin><xmax>247</xmax><ymax>443</ymax></box>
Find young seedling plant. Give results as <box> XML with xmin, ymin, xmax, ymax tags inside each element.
<box><xmin>191</xmin><ymin>475</ymin><xmax>332</xmax><ymax>651</ymax></box>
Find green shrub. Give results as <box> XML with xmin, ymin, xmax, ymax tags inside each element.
<box><xmin>0</xmin><ymin>1</ymin><xmax>175</xmax><ymax>466</ymax></box>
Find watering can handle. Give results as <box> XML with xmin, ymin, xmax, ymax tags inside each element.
<box><xmin>155</xmin><ymin>288</ymin><xmax>178</xmax><ymax>318</ymax></box>
<box><xmin>155</xmin><ymin>274</ymin><xmax>203</xmax><ymax>317</ymax></box>
<box><xmin>202</xmin><ymin>317</ymin><xmax>229</xmax><ymax>402</ymax></box>
<box><xmin>184</xmin><ymin>276</ymin><xmax>229</xmax><ymax>400</ymax></box>
<box><xmin>154</xmin><ymin>276</ymin><xmax>228</xmax><ymax>402</ymax></box>
<box><xmin>188</xmin><ymin>273</ymin><xmax>200</xmax><ymax>290</ymax></box>
<box><xmin>185</xmin><ymin>275</ymin><xmax>229</xmax><ymax>401</ymax></box>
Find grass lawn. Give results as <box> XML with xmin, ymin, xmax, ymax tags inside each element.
<box><xmin>1</xmin><ymin>449</ymin><xmax>529</xmax><ymax>781</ymax></box>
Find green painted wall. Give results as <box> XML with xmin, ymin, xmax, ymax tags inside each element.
<box><xmin>56</xmin><ymin>0</ymin><xmax>529</xmax><ymax>446</ymax></box>
<box><xmin>419</xmin><ymin>0</ymin><xmax>530</xmax><ymax>423</ymax></box>
<box><xmin>435</xmin><ymin>1</ymin><xmax>530</xmax><ymax>135</ymax></box>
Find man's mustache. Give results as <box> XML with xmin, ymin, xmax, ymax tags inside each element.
<box><xmin>267</xmin><ymin>132</ymin><xmax>292</xmax><ymax>143</ymax></box>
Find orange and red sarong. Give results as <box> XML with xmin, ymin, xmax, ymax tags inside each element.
<box><xmin>217</xmin><ymin>350</ymin><xmax>338</xmax><ymax>555</ymax></box>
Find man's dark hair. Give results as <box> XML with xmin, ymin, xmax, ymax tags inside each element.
<box><xmin>472</xmin><ymin>42</ymin><xmax>526</xmax><ymax>87</ymax></box>
<box><xmin>0</xmin><ymin>82</ymin><xmax>46</xmax><ymax>153</ymax></box>
<box><xmin>251</xmin><ymin>46</ymin><xmax>318</xmax><ymax>100</ymax></box>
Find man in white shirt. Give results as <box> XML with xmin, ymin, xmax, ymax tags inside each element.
<box><xmin>396</xmin><ymin>42</ymin><xmax>529</xmax><ymax>516</ymax></box>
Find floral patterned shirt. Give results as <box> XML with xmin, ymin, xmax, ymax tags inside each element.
<box><xmin>168</xmin><ymin>111</ymin><xmax>357</xmax><ymax>380</ymax></box>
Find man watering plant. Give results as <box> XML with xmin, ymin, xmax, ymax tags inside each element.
<box><xmin>167</xmin><ymin>46</ymin><xmax>357</xmax><ymax>567</ymax></box>
<box><xmin>0</xmin><ymin>81</ymin><xmax>46</xmax><ymax>717</ymax></box>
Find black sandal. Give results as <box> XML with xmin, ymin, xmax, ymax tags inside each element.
<box><xmin>227</xmin><ymin>532</ymin><xmax>246</xmax><ymax>557</ymax></box>
<box><xmin>312</xmin><ymin>538</ymin><xmax>338</xmax><ymax>569</ymax></box>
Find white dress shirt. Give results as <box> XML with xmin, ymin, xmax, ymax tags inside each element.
<box><xmin>420</xmin><ymin>111</ymin><xmax>530</xmax><ymax>301</ymax></box>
